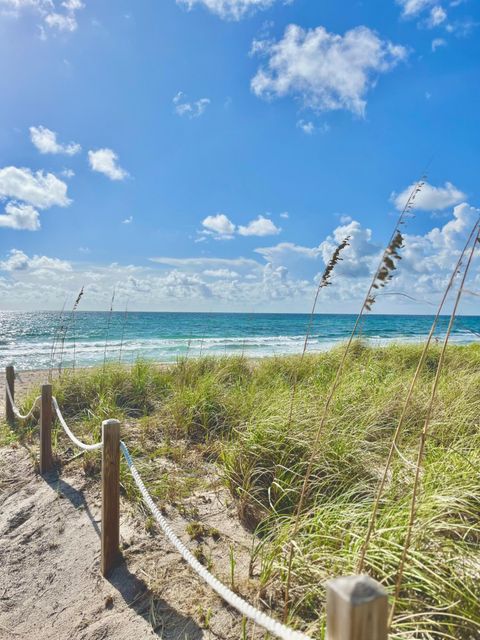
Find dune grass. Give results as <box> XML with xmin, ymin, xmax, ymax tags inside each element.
<box><xmin>5</xmin><ymin>343</ymin><xmax>480</xmax><ymax>639</ymax></box>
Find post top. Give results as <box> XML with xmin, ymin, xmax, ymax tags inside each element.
<box><xmin>102</xmin><ymin>418</ymin><xmax>121</xmax><ymax>427</ymax></box>
<box><xmin>327</xmin><ymin>574</ymin><xmax>387</xmax><ymax>605</ymax></box>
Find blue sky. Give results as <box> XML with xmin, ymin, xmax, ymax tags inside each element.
<box><xmin>0</xmin><ymin>0</ymin><xmax>479</xmax><ymax>312</ymax></box>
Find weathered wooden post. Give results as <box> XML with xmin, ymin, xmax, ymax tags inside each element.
<box><xmin>326</xmin><ymin>574</ymin><xmax>388</xmax><ymax>640</ymax></box>
<box><xmin>101</xmin><ymin>418</ymin><xmax>121</xmax><ymax>577</ymax></box>
<box><xmin>5</xmin><ymin>365</ymin><xmax>15</xmax><ymax>424</ymax></box>
<box><xmin>40</xmin><ymin>384</ymin><xmax>53</xmax><ymax>474</ymax></box>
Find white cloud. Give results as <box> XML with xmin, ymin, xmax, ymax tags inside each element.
<box><xmin>0</xmin><ymin>0</ymin><xmax>51</xmax><ymax>14</ymax></box>
<box><xmin>296</xmin><ymin>120</ymin><xmax>330</xmax><ymax>135</ymax></box>
<box><xmin>280</xmin><ymin>211</ymin><xmax>289</xmax><ymax>219</ymax></box>
<box><xmin>0</xmin><ymin>248</ymin><xmax>71</xmax><ymax>272</ymax></box>
<box><xmin>0</xmin><ymin>0</ymin><xmax>85</xmax><ymax>33</ymax></box>
<box><xmin>150</xmin><ymin>256</ymin><xmax>259</xmax><ymax>270</ymax></box>
<box><xmin>296</xmin><ymin>120</ymin><xmax>315</xmax><ymax>135</ymax></box>
<box><xmin>0</xmin><ymin>166</ymin><xmax>71</xmax><ymax>209</ymax></box>
<box><xmin>392</xmin><ymin>180</ymin><xmax>466</xmax><ymax>211</ymax></box>
<box><xmin>255</xmin><ymin>241</ymin><xmax>322</xmax><ymax>262</ymax></box>
<box><xmin>428</xmin><ymin>5</ymin><xmax>447</xmax><ymax>26</ymax></box>
<box><xmin>0</xmin><ymin>202</ymin><xmax>40</xmax><ymax>230</ymax></box>
<box><xmin>44</xmin><ymin>10</ymin><xmax>76</xmax><ymax>30</ymax></box>
<box><xmin>251</xmin><ymin>24</ymin><xmax>407</xmax><ymax>116</ymax></box>
<box><xmin>176</xmin><ymin>0</ymin><xmax>289</xmax><ymax>21</ymax></box>
<box><xmin>173</xmin><ymin>92</ymin><xmax>211</xmax><ymax>118</ymax></box>
<box><xmin>202</xmin><ymin>213</ymin><xmax>236</xmax><ymax>239</ymax></box>
<box><xmin>431</xmin><ymin>37</ymin><xmax>447</xmax><ymax>51</ymax></box>
<box><xmin>30</xmin><ymin>125</ymin><xmax>81</xmax><ymax>155</ymax></box>
<box><xmin>88</xmin><ymin>148</ymin><xmax>128</xmax><ymax>181</ymax></box>
<box><xmin>396</xmin><ymin>1</ymin><xmax>454</xmax><ymax>30</ymax></box>
<box><xmin>122</xmin><ymin>216</ymin><xmax>133</xmax><ymax>224</ymax></box>
<box><xmin>238</xmin><ymin>215</ymin><xmax>281</xmax><ymax>236</ymax></box>
<box><xmin>204</xmin><ymin>268</ymin><xmax>239</xmax><ymax>278</ymax></box>
<box><xmin>61</xmin><ymin>168</ymin><xmax>75</xmax><ymax>178</ymax></box>
<box><xmin>396</xmin><ymin>0</ymin><xmax>435</xmax><ymax>17</ymax></box>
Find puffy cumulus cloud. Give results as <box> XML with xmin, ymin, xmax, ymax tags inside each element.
<box><xmin>30</xmin><ymin>125</ymin><xmax>81</xmax><ymax>155</ymax></box>
<box><xmin>173</xmin><ymin>92</ymin><xmax>211</xmax><ymax>118</ymax></box>
<box><xmin>423</xmin><ymin>202</ymin><xmax>479</xmax><ymax>253</ymax></box>
<box><xmin>0</xmin><ymin>202</ymin><xmax>40</xmax><ymax>230</ymax></box>
<box><xmin>318</xmin><ymin>219</ymin><xmax>380</xmax><ymax>280</ymax></box>
<box><xmin>392</xmin><ymin>180</ymin><xmax>466</xmax><ymax>211</ymax></box>
<box><xmin>202</xmin><ymin>213</ymin><xmax>236</xmax><ymax>239</ymax></box>
<box><xmin>88</xmin><ymin>148</ymin><xmax>128</xmax><ymax>181</ymax></box>
<box><xmin>0</xmin><ymin>166</ymin><xmax>71</xmax><ymax>209</ymax></box>
<box><xmin>200</xmin><ymin>213</ymin><xmax>282</xmax><ymax>240</ymax></box>
<box><xmin>176</xmin><ymin>0</ymin><xmax>289</xmax><ymax>21</ymax></box>
<box><xmin>238</xmin><ymin>215</ymin><xmax>281</xmax><ymax>237</ymax></box>
<box><xmin>0</xmin><ymin>249</ymin><xmax>72</xmax><ymax>272</ymax></box>
<box><xmin>251</xmin><ymin>24</ymin><xmax>407</xmax><ymax>116</ymax></box>
<box><xmin>0</xmin><ymin>0</ymin><xmax>85</xmax><ymax>33</ymax></box>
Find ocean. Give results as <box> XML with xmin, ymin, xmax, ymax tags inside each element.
<box><xmin>1</xmin><ymin>311</ymin><xmax>479</xmax><ymax>371</ymax></box>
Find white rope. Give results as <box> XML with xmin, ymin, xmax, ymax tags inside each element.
<box><xmin>52</xmin><ymin>397</ymin><xmax>102</xmax><ymax>451</ymax></box>
<box><xmin>120</xmin><ymin>441</ymin><xmax>312</xmax><ymax>640</ymax></box>
<box><xmin>5</xmin><ymin>384</ymin><xmax>40</xmax><ymax>420</ymax></box>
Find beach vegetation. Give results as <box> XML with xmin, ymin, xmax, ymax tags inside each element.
<box><xmin>3</xmin><ymin>344</ymin><xmax>479</xmax><ymax>638</ymax></box>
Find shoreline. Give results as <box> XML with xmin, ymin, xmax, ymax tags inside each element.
<box><xmin>2</xmin><ymin>334</ymin><xmax>480</xmax><ymax>375</ymax></box>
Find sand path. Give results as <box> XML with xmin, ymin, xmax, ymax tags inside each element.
<box><xmin>0</xmin><ymin>377</ymin><xmax>265</xmax><ymax>640</ymax></box>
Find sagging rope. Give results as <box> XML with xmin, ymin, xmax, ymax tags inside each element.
<box><xmin>120</xmin><ymin>441</ymin><xmax>313</xmax><ymax>640</ymax></box>
<box><xmin>51</xmin><ymin>397</ymin><xmax>102</xmax><ymax>451</ymax></box>
<box><xmin>5</xmin><ymin>383</ymin><xmax>40</xmax><ymax>421</ymax></box>
<box><xmin>6</xmin><ymin>382</ymin><xmax>102</xmax><ymax>452</ymax></box>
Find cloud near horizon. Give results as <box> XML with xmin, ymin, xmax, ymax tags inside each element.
<box><xmin>2</xmin><ymin>201</ymin><xmax>479</xmax><ymax>312</ymax></box>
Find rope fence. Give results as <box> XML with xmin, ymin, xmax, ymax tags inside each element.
<box><xmin>3</xmin><ymin>364</ymin><xmax>389</xmax><ymax>640</ymax></box>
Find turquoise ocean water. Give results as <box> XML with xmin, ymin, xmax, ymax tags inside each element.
<box><xmin>1</xmin><ymin>311</ymin><xmax>479</xmax><ymax>370</ymax></box>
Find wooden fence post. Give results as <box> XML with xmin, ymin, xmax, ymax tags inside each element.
<box><xmin>40</xmin><ymin>384</ymin><xmax>53</xmax><ymax>474</ymax></box>
<box><xmin>5</xmin><ymin>365</ymin><xmax>14</xmax><ymax>424</ymax></box>
<box><xmin>326</xmin><ymin>574</ymin><xmax>388</xmax><ymax>640</ymax></box>
<box><xmin>101</xmin><ymin>418</ymin><xmax>121</xmax><ymax>577</ymax></box>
